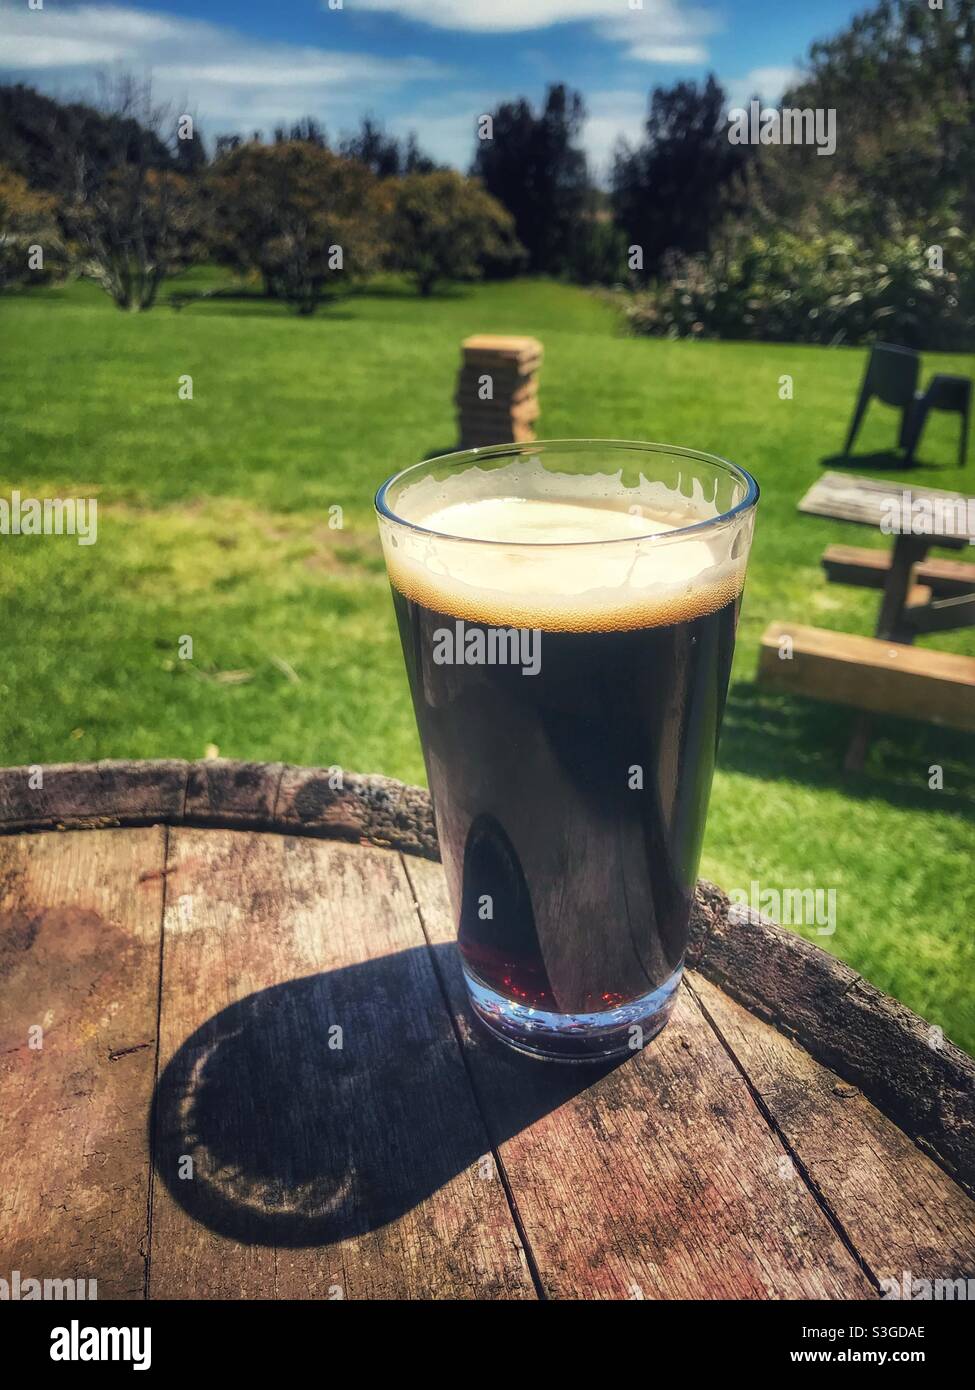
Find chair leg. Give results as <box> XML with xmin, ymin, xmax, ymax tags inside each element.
<box><xmin>844</xmin><ymin>386</ymin><xmax>871</xmax><ymax>457</ymax></box>
<box><xmin>959</xmin><ymin>400</ymin><xmax>970</xmax><ymax>469</ymax></box>
<box><xmin>902</xmin><ymin>396</ymin><xmax>927</xmax><ymax>465</ymax></box>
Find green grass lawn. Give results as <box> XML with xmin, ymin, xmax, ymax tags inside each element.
<box><xmin>2</xmin><ymin>271</ymin><xmax>974</xmax><ymax>1051</ymax></box>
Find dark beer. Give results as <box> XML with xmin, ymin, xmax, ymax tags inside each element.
<box><xmin>378</xmin><ymin>450</ymin><xmax>757</xmax><ymax>1060</ymax></box>
<box><xmin>392</xmin><ymin>588</ymin><xmax>737</xmax><ymax>1029</ymax></box>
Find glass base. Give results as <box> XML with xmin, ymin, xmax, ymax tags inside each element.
<box><xmin>464</xmin><ymin>964</ymin><xmax>684</xmax><ymax>1063</ymax></box>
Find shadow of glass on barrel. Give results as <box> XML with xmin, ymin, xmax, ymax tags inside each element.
<box><xmin>377</xmin><ymin>440</ymin><xmax>759</xmax><ymax>1061</ymax></box>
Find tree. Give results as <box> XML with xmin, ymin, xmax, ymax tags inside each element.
<box><xmin>56</xmin><ymin>77</ymin><xmax>205</xmax><ymax>311</ymax></box>
<box><xmin>0</xmin><ymin>82</ymin><xmax>173</xmax><ymax>197</ymax></box>
<box><xmin>385</xmin><ymin>170</ymin><xmax>523</xmax><ymax>295</ymax></box>
<box><xmin>65</xmin><ymin>164</ymin><xmax>202</xmax><ymax>310</ymax></box>
<box><xmin>210</xmin><ymin>141</ymin><xmax>384</xmax><ymax>314</ymax></box>
<box><xmin>611</xmin><ymin>76</ymin><xmax>752</xmax><ymax>280</ymax></box>
<box><xmin>470</xmin><ymin>84</ymin><xmax>590</xmax><ymax>275</ymax></box>
<box><xmin>765</xmin><ymin>0</ymin><xmax>975</xmax><ymax>235</ymax></box>
<box><xmin>0</xmin><ymin>164</ymin><xmax>65</xmax><ymax>289</ymax></box>
<box><xmin>272</xmin><ymin>117</ymin><xmax>328</xmax><ymax>148</ymax></box>
<box><xmin>339</xmin><ymin>117</ymin><xmax>436</xmax><ymax>177</ymax></box>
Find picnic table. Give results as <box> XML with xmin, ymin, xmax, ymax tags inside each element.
<box><xmin>799</xmin><ymin>472</ymin><xmax>975</xmax><ymax>640</ymax></box>
<box><xmin>2</xmin><ymin>759</ymin><xmax>974</xmax><ymax>1300</ymax></box>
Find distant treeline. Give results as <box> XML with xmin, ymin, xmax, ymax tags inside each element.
<box><xmin>1</xmin><ymin>0</ymin><xmax>973</xmax><ymax>344</ymax></box>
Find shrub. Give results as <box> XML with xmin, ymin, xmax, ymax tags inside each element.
<box><xmin>0</xmin><ymin>164</ymin><xmax>67</xmax><ymax>290</ymax></box>
<box><xmin>567</xmin><ymin>215</ymin><xmax>630</xmax><ymax>288</ymax></box>
<box><xmin>625</xmin><ymin>221</ymin><xmax>975</xmax><ymax>349</ymax></box>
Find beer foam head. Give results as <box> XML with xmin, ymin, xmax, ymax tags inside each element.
<box><xmin>378</xmin><ymin>453</ymin><xmax>755</xmax><ymax>632</ymax></box>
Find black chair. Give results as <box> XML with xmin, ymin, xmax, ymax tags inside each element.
<box><xmin>843</xmin><ymin>343</ymin><xmax>920</xmax><ymax>458</ymax></box>
<box><xmin>902</xmin><ymin>374</ymin><xmax>971</xmax><ymax>469</ymax></box>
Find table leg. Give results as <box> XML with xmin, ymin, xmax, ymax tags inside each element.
<box><xmin>844</xmin><ymin>714</ymin><xmax>872</xmax><ymax>773</ymax></box>
<box><xmin>846</xmin><ymin>535</ymin><xmax>930</xmax><ymax>771</ymax></box>
<box><xmin>876</xmin><ymin>534</ymin><xmax>929</xmax><ymax>641</ymax></box>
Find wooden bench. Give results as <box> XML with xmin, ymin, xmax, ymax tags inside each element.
<box><xmin>758</xmin><ymin>621</ymin><xmax>975</xmax><ymax>731</ymax></box>
<box><xmin>822</xmin><ymin>543</ymin><xmax>975</xmax><ymax>597</ymax></box>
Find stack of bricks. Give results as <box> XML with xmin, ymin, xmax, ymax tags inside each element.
<box><xmin>456</xmin><ymin>334</ymin><xmax>542</xmax><ymax>449</ymax></box>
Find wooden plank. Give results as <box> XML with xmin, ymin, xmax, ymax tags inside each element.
<box><xmin>273</xmin><ymin>765</ymin><xmax>438</xmax><ymax>859</ymax></box>
<box><xmin>456</xmin><ymin>378</ymin><xmax>539</xmax><ymax>404</ymax></box>
<box><xmin>0</xmin><ymin>760</ymin><xmax>441</xmax><ymax>861</ymax></box>
<box><xmin>2</xmin><ymin>764</ymin><xmax>971</xmax><ymax>1197</ymax></box>
<box><xmin>183</xmin><ymin>758</ymin><xmax>284</xmax><ymax>829</ymax></box>
<box><xmin>0</xmin><ymin>760</ymin><xmax>188</xmax><ymax>834</ymax></box>
<box><xmin>403</xmin><ymin>856</ymin><xmax>875</xmax><ymax>1299</ymax></box>
<box><xmin>905</xmin><ymin>591</ymin><xmax>975</xmax><ymax>634</ymax></box>
<box><xmin>0</xmin><ymin>827</ymin><xmax>165</xmax><ymax>1299</ymax></box>
<box><xmin>822</xmin><ymin>543</ymin><xmax>975</xmax><ymax>596</ymax></box>
<box><xmin>915</xmin><ymin>555</ymin><xmax>975</xmax><ymax>593</ymax></box>
<box><xmin>690</xmin><ymin>975</ymin><xmax>975</xmax><ymax>1286</ymax></box>
<box><xmin>462</xmin><ymin>334</ymin><xmax>543</xmax><ymax>364</ymax></box>
<box><xmin>800</xmin><ymin>472</ymin><xmax>974</xmax><ymax>545</ymax></box>
<box><xmin>686</xmin><ymin>881</ymin><xmax>975</xmax><ymax>1197</ymax></box>
<box><xmin>149</xmin><ymin>829</ymin><xmax>533</xmax><ymax>1300</ymax></box>
<box><xmin>759</xmin><ymin>621</ymin><xmax>975</xmax><ymax>730</ymax></box>
<box><xmin>905</xmin><ymin>583</ymin><xmax>933</xmax><ymax>610</ymax></box>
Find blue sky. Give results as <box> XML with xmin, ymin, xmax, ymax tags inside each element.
<box><xmin>1</xmin><ymin>0</ymin><xmax>865</xmax><ymax>175</ymax></box>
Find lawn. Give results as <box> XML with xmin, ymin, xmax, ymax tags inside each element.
<box><xmin>2</xmin><ymin>271</ymin><xmax>974</xmax><ymax>1051</ymax></box>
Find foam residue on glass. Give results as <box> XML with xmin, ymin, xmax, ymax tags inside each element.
<box><xmin>379</xmin><ymin>456</ymin><xmax>752</xmax><ymax>632</ymax></box>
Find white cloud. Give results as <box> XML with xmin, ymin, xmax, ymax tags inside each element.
<box><xmin>0</xmin><ymin>0</ymin><xmax>753</xmax><ymax>173</ymax></box>
<box><xmin>346</xmin><ymin>0</ymin><xmax>719</xmax><ymax>64</ymax></box>
<box><xmin>628</xmin><ymin>44</ymin><xmax>708</xmax><ymax>64</ymax></box>
<box><xmin>344</xmin><ymin>0</ymin><xmax>671</xmax><ymax>31</ymax></box>
<box><xmin>724</xmin><ymin>66</ymin><xmax>803</xmax><ymax>111</ymax></box>
<box><xmin>0</xmin><ymin>4</ymin><xmax>444</xmax><ymax>132</ymax></box>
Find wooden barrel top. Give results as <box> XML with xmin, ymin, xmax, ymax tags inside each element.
<box><xmin>1</xmin><ymin>759</ymin><xmax>973</xmax><ymax>1300</ymax></box>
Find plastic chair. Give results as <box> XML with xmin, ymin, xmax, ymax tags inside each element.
<box><xmin>903</xmin><ymin>374</ymin><xmax>971</xmax><ymax>468</ymax></box>
<box><xmin>843</xmin><ymin>343</ymin><xmax>920</xmax><ymax>457</ymax></box>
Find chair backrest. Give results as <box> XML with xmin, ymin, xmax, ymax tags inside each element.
<box><xmin>923</xmin><ymin>374</ymin><xmax>972</xmax><ymax>412</ymax></box>
<box><xmin>866</xmin><ymin>343</ymin><xmax>920</xmax><ymax>406</ymax></box>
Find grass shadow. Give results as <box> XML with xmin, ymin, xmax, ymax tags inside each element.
<box><xmin>720</xmin><ymin>680</ymin><xmax>975</xmax><ymax>816</ymax></box>
<box><xmin>345</xmin><ymin>281</ymin><xmax>474</xmax><ymax>302</ymax></box>
<box><xmin>818</xmin><ymin>449</ymin><xmax>938</xmax><ymax>472</ymax></box>
<box><xmin>422</xmin><ymin>440</ymin><xmax>462</xmax><ymax>460</ymax></box>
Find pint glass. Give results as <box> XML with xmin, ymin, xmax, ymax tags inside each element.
<box><xmin>376</xmin><ymin>441</ymin><xmax>758</xmax><ymax>1061</ymax></box>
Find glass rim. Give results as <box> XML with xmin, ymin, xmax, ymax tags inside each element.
<box><xmin>374</xmin><ymin>438</ymin><xmax>759</xmax><ymax>549</ymax></box>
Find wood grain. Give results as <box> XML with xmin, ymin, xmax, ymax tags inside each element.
<box><xmin>2</xmin><ymin>763</ymin><xmax>972</xmax><ymax>1198</ymax></box>
<box><xmin>799</xmin><ymin>472</ymin><xmax>974</xmax><ymax>545</ymax></box>
<box><xmin>2</xmin><ymin>812</ymin><xmax>972</xmax><ymax>1301</ymax></box>
<box><xmin>403</xmin><ymin>855</ymin><xmax>877</xmax><ymax>1299</ymax></box>
<box><xmin>759</xmin><ymin>620</ymin><xmax>975</xmax><ymax>730</ymax></box>
<box><xmin>821</xmin><ymin>543</ymin><xmax>975</xmax><ymax>597</ymax></box>
<box><xmin>148</xmin><ymin>828</ymin><xmax>534</xmax><ymax>1300</ymax></box>
<box><xmin>0</xmin><ymin>828</ymin><xmax>165</xmax><ymax>1298</ymax></box>
<box><xmin>686</xmin><ymin>882</ymin><xmax>975</xmax><ymax>1196</ymax></box>
<box><xmin>690</xmin><ymin>975</ymin><xmax>975</xmax><ymax>1286</ymax></box>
